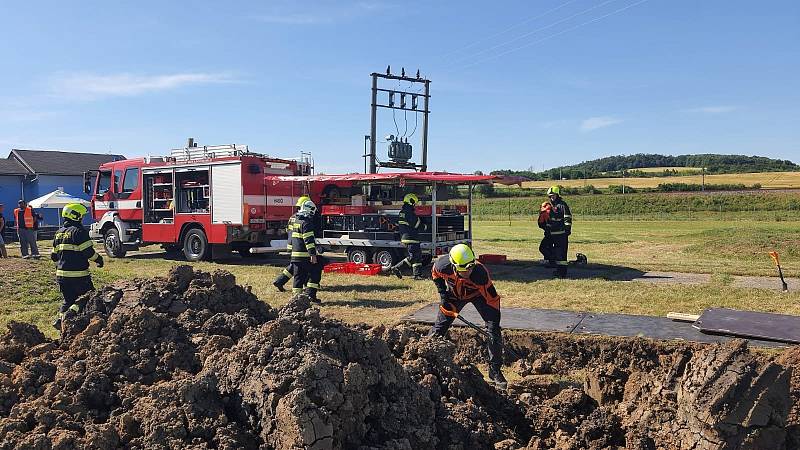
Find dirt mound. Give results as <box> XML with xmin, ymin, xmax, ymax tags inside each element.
<box><xmin>0</xmin><ymin>266</ymin><xmax>797</xmax><ymax>449</ymax></box>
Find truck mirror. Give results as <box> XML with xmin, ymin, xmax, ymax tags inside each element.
<box><xmin>83</xmin><ymin>172</ymin><xmax>91</xmax><ymax>194</ymax></box>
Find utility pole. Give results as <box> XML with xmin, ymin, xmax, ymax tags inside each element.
<box><xmin>701</xmin><ymin>167</ymin><xmax>705</xmax><ymax>192</ymax></box>
<box><xmin>368</xmin><ymin>67</ymin><xmax>431</xmax><ymax>173</ymax></box>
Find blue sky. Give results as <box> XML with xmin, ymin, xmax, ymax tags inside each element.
<box><xmin>1</xmin><ymin>0</ymin><xmax>798</xmax><ymax>173</ymax></box>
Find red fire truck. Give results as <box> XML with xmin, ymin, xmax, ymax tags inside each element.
<box><xmin>85</xmin><ymin>141</ymin><xmax>505</xmax><ymax>266</ymax></box>
<box><xmin>84</xmin><ymin>142</ymin><xmax>314</xmax><ymax>261</ymax></box>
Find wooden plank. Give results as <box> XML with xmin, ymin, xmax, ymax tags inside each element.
<box><xmin>694</xmin><ymin>308</ymin><xmax>800</xmax><ymax>344</ymax></box>
<box><xmin>667</xmin><ymin>312</ymin><xmax>700</xmax><ymax>322</ymax></box>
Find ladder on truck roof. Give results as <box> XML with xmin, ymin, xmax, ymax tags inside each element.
<box><xmin>170</xmin><ymin>144</ymin><xmax>254</xmax><ymax>162</ymax></box>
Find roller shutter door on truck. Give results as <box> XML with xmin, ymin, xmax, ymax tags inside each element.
<box><xmin>211</xmin><ymin>163</ymin><xmax>243</xmax><ymax>224</ymax></box>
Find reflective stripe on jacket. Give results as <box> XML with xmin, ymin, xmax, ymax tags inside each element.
<box><xmin>289</xmin><ymin>214</ymin><xmax>317</xmax><ymax>262</ymax></box>
<box><xmin>431</xmin><ymin>256</ymin><xmax>500</xmax><ymax>309</ymax></box>
<box><xmin>398</xmin><ymin>203</ymin><xmax>424</xmax><ymax>244</ymax></box>
<box><xmin>545</xmin><ymin>198</ymin><xmax>572</xmax><ymax>235</ymax></box>
<box><xmin>51</xmin><ymin>221</ymin><xmax>99</xmax><ymax>278</ymax></box>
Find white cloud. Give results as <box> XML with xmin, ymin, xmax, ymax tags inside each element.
<box><xmin>684</xmin><ymin>105</ymin><xmax>738</xmax><ymax>114</ymax></box>
<box><xmin>49</xmin><ymin>72</ymin><xmax>238</xmax><ymax>100</ymax></box>
<box><xmin>580</xmin><ymin>116</ymin><xmax>623</xmax><ymax>132</ymax></box>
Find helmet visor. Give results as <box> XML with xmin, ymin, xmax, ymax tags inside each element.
<box><xmin>454</xmin><ymin>261</ymin><xmax>476</xmax><ymax>272</ymax></box>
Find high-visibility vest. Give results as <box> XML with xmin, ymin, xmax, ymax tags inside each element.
<box><xmin>13</xmin><ymin>207</ymin><xmax>34</xmax><ymax>229</ymax></box>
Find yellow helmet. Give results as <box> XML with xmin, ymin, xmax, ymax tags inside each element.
<box><xmin>547</xmin><ymin>185</ymin><xmax>561</xmax><ymax>196</ymax></box>
<box><xmin>403</xmin><ymin>193</ymin><xmax>419</xmax><ymax>205</ymax></box>
<box><xmin>296</xmin><ymin>195</ymin><xmax>310</xmax><ymax>207</ymax></box>
<box><xmin>62</xmin><ymin>203</ymin><xmax>89</xmax><ymax>221</ymax></box>
<box><xmin>449</xmin><ymin>244</ymin><xmax>476</xmax><ymax>272</ymax></box>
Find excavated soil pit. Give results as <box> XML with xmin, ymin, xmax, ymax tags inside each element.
<box><xmin>0</xmin><ymin>266</ymin><xmax>798</xmax><ymax>449</ymax></box>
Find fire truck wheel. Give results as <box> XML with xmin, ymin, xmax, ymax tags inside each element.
<box><xmin>183</xmin><ymin>228</ymin><xmax>209</xmax><ymax>262</ymax></box>
<box><xmin>373</xmin><ymin>249</ymin><xmax>398</xmax><ymax>269</ymax></box>
<box><xmin>103</xmin><ymin>228</ymin><xmax>127</xmax><ymax>258</ymax></box>
<box><xmin>347</xmin><ymin>248</ymin><xmax>372</xmax><ymax>265</ymax></box>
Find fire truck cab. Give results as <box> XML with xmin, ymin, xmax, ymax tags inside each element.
<box><xmin>85</xmin><ymin>142</ymin><xmax>311</xmax><ymax>261</ymax></box>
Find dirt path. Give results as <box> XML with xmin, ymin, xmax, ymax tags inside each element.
<box><xmin>495</xmin><ymin>263</ymin><xmax>799</xmax><ymax>291</ymax></box>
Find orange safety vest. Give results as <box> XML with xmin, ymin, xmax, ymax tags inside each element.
<box><xmin>432</xmin><ymin>262</ymin><xmax>500</xmax><ymax>309</ymax></box>
<box><xmin>14</xmin><ymin>207</ymin><xmax>35</xmax><ymax>229</ymax></box>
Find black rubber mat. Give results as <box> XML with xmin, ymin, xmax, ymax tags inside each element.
<box><xmin>575</xmin><ymin>312</ymin><xmax>733</xmax><ymax>344</ymax></box>
<box><xmin>694</xmin><ymin>308</ymin><xmax>800</xmax><ymax>344</ymax></box>
<box><xmin>404</xmin><ymin>304</ymin><xmax>787</xmax><ymax>347</ymax></box>
<box><xmin>404</xmin><ymin>304</ymin><xmax>585</xmax><ymax>333</ymax></box>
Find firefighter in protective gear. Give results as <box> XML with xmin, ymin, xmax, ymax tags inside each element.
<box><xmin>428</xmin><ymin>244</ymin><xmax>507</xmax><ymax>388</ymax></box>
<box><xmin>388</xmin><ymin>193</ymin><xmax>428</xmax><ymax>280</ymax></box>
<box><xmin>538</xmin><ymin>186</ymin><xmax>572</xmax><ymax>277</ymax></box>
<box><xmin>273</xmin><ymin>196</ymin><xmax>310</xmax><ymax>292</ymax></box>
<box><xmin>50</xmin><ymin>203</ymin><xmax>104</xmax><ymax>330</ymax></box>
<box><xmin>288</xmin><ymin>200</ymin><xmax>320</xmax><ymax>301</ymax></box>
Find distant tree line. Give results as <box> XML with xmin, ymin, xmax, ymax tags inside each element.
<box><xmin>491</xmin><ymin>154</ymin><xmax>799</xmax><ymax>180</ymax></box>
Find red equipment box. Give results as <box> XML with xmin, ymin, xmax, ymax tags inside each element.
<box><xmin>344</xmin><ymin>205</ymin><xmax>376</xmax><ymax>215</ymax></box>
<box><xmin>321</xmin><ymin>205</ymin><xmax>346</xmax><ymax>215</ymax></box>
<box><xmin>478</xmin><ymin>254</ymin><xmax>507</xmax><ymax>264</ymax></box>
<box><xmin>323</xmin><ymin>262</ymin><xmax>383</xmax><ymax>276</ymax></box>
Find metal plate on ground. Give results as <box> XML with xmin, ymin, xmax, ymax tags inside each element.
<box><xmin>404</xmin><ymin>304</ymin><xmax>585</xmax><ymax>333</ymax></box>
<box><xmin>694</xmin><ymin>308</ymin><xmax>800</xmax><ymax>344</ymax></box>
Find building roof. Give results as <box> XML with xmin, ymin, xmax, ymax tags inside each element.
<box><xmin>9</xmin><ymin>149</ymin><xmax>126</xmax><ymax>176</ymax></box>
<box><xmin>0</xmin><ymin>158</ymin><xmax>27</xmax><ymax>175</ymax></box>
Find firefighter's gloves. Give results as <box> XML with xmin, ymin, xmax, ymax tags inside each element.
<box><xmin>96</xmin><ymin>255</ymin><xmax>105</xmax><ymax>268</ymax></box>
<box><xmin>50</xmin><ymin>252</ymin><xmax>58</xmax><ymax>262</ymax></box>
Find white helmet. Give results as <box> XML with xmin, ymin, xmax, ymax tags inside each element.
<box><xmin>300</xmin><ymin>200</ymin><xmax>317</xmax><ymax>214</ymax></box>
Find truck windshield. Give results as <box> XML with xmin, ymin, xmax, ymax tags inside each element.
<box><xmin>97</xmin><ymin>171</ymin><xmax>112</xmax><ymax>195</ymax></box>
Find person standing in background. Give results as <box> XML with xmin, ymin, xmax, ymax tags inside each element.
<box><xmin>14</xmin><ymin>200</ymin><xmax>42</xmax><ymax>259</ymax></box>
<box><xmin>0</xmin><ymin>203</ymin><xmax>8</xmax><ymax>258</ymax></box>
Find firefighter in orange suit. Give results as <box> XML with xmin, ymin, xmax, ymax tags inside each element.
<box><xmin>428</xmin><ymin>244</ymin><xmax>507</xmax><ymax>388</ymax></box>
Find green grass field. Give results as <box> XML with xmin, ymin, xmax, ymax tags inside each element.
<box><xmin>522</xmin><ymin>171</ymin><xmax>800</xmax><ymax>189</ymax></box>
<box><xmin>3</xmin><ymin>209</ymin><xmax>798</xmax><ymax>339</ymax></box>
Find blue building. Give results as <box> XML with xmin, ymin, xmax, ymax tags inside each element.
<box><xmin>0</xmin><ymin>149</ymin><xmax>125</xmax><ymax>232</ymax></box>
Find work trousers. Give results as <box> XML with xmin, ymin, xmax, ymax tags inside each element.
<box><xmin>290</xmin><ymin>261</ymin><xmax>312</xmax><ymax>294</ymax></box>
<box><xmin>540</xmin><ymin>233</ymin><xmax>569</xmax><ymax>274</ymax></box>
<box><xmin>399</xmin><ymin>242</ymin><xmax>423</xmax><ymax>277</ymax></box>
<box><xmin>18</xmin><ymin>228</ymin><xmax>39</xmax><ymax>257</ymax></box>
<box><xmin>57</xmin><ymin>276</ymin><xmax>94</xmax><ymax>313</ymax></box>
<box><xmin>429</xmin><ymin>295</ymin><xmax>503</xmax><ymax>368</ymax></box>
<box><xmin>276</xmin><ymin>256</ymin><xmax>326</xmax><ymax>296</ymax></box>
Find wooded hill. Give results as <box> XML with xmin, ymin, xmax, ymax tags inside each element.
<box><xmin>493</xmin><ymin>154</ymin><xmax>798</xmax><ymax>181</ymax></box>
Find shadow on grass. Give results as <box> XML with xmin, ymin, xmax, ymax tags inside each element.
<box><xmin>486</xmin><ymin>260</ymin><xmax>651</xmax><ymax>282</ymax></box>
<box><xmin>126</xmin><ymin>251</ymin><xmax>292</xmax><ymax>266</ymax></box>
<box><xmin>322</xmin><ymin>298</ymin><xmax>418</xmax><ymax>309</ymax></box>
<box><xmin>324</xmin><ymin>283</ymin><xmax>411</xmax><ymax>293</ymax></box>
